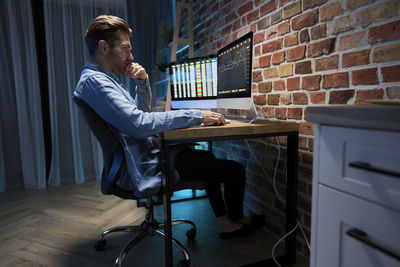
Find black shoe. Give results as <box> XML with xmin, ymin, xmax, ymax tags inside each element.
<box><xmin>219</xmin><ymin>224</ymin><xmax>251</xmax><ymax>240</ymax></box>
<box><xmin>246</xmin><ymin>214</ymin><xmax>266</xmax><ymax>231</ymax></box>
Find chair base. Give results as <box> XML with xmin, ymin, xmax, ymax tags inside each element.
<box><xmin>94</xmin><ymin>198</ymin><xmax>196</xmax><ymax>267</ymax></box>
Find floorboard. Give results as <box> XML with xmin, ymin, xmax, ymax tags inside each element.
<box><xmin>0</xmin><ymin>179</ymin><xmax>309</xmax><ymax>267</ymax></box>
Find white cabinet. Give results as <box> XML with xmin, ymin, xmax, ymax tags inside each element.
<box><xmin>310</xmin><ymin>124</ymin><xmax>400</xmax><ymax>267</ymax></box>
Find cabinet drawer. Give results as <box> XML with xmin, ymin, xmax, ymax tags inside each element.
<box><xmin>319</xmin><ymin>126</ymin><xmax>400</xmax><ymax>211</ymax></box>
<box><xmin>314</xmin><ymin>185</ymin><xmax>400</xmax><ymax>267</ymax></box>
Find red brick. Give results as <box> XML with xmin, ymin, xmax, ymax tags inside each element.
<box><xmin>347</xmin><ymin>0</ymin><xmax>373</xmax><ymax>10</ymax></box>
<box><xmin>283</xmin><ymin>1</ymin><xmax>301</xmax><ymax>19</ymax></box>
<box><xmin>292</xmin><ymin>10</ymin><xmax>319</xmax><ymax>30</ymax></box>
<box><xmin>225</xmin><ymin>13</ymin><xmax>238</xmax><ymax>24</ymax></box>
<box><xmin>272</xmin><ymin>51</ymin><xmax>285</xmax><ymax>65</ymax></box>
<box><xmin>253</xmin><ymin>94</ymin><xmax>267</xmax><ymax>105</ymax></box>
<box><xmin>302</xmin><ymin>75</ymin><xmax>321</xmax><ymax>90</ymax></box>
<box><xmin>333</xmin><ymin>15</ymin><xmax>353</xmax><ymax>34</ymax></box>
<box><xmin>373</xmin><ymin>43</ymin><xmax>400</xmax><ymax>63</ymax></box>
<box><xmin>280</xmin><ymin>0</ymin><xmax>291</xmax><ymax>7</ymax></box>
<box><xmin>323</xmin><ymin>72</ymin><xmax>349</xmax><ymax>88</ymax></box>
<box><xmin>222</xmin><ymin>24</ymin><xmax>232</xmax><ymax>35</ymax></box>
<box><xmin>387</xmin><ymin>86</ymin><xmax>400</xmax><ymax>99</ymax></box>
<box><xmin>308</xmin><ymin>38</ymin><xmax>336</xmax><ymax>57</ymax></box>
<box><xmin>274</xmin><ymin>80</ymin><xmax>286</xmax><ymax>91</ymax></box>
<box><xmin>279</xmin><ymin>64</ymin><xmax>293</xmax><ymax>77</ymax></box>
<box><xmin>299</xmin><ymin>122</ymin><xmax>314</xmax><ymax>135</ymax></box>
<box><xmin>352</xmin><ymin>68</ymin><xmax>378</xmax><ymax>85</ymax></box>
<box><xmin>260</xmin><ymin>0</ymin><xmax>276</xmax><ymax>16</ymax></box>
<box><xmin>247</xmin><ymin>9</ymin><xmax>260</xmax><ymax>24</ymax></box>
<box><xmin>257</xmin><ymin>17</ymin><xmax>269</xmax><ymax>30</ymax></box>
<box><xmin>284</xmin><ymin>32</ymin><xmax>298</xmax><ymax>47</ymax></box>
<box><xmin>315</xmin><ymin>55</ymin><xmax>338</xmax><ymax>71</ymax></box>
<box><xmin>262</xmin><ymin>39</ymin><xmax>283</xmax><ymax>53</ymax></box>
<box><xmin>253</xmin><ymin>70</ymin><xmax>262</xmax><ymax>82</ymax></box>
<box><xmin>266</xmin><ymin>26</ymin><xmax>278</xmax><ymax>40</ymax></box>
<box><xmin>310</xmin><ymin>92</ymin><xmax>326</xmax><ymax>104</ymax></box>
<box><xmin>382</xmin><ymin>65</ymin><xmax>400</xmax><ymax>82</ymax></box>
<box><xmin>280</xmin><ymin>93</ymin><xmax>291</xmax><ymax>104</ymax></box>
<box><xmin>320</xmin><ymin>2</ymin><xmax>343</xmax><ymax>21</ymax></box>
<box><xmin>293</xmin><ymin>92</ymin><xmax>308</xmax><ymax>104</ymax></box>
<box><xmin>259</xmin><ymin>82</ymin><xmax>273</xmax><ymax>93</ymax></box>
<box><xmin>264</xmin><ymin>67</ymin><xmax>279</xmax><ymax>79</ymax></box>
<box><xmin>369</xmin><ymin>20</ymin><xmax>400</xmax><ymax>44</ymax></box>
<box><xmin>233</xmin><ymin>19</ymin><xmax>241</xmax><ymax>31</ymax></box>
<box><xmin>288</xmin><ymin>108</ymin><xmax>302</xmax><ymax>119</ymax></box>
<box><xmin>253</xmin><ymin>58</ymin><xmax>259</xmax><ymax>69</ymax></box>
<box><xmin>268</xmin><ymin>94</ymin><xmax>280</xmax><ymax>105</ymax></box>
<box><xmin>288</xmin><ymin>77</ymin><xmax>300</xmax><ymax>91</ymax></box>
<box><xmin>250</xmin><ymin>22</ymin><xmax>257</xmax><ymax>33</ymax></box>
<box><xmin>278</xmin><ymin>21</ymin><xmax>290</xmax><ymax>35</ymax></box>
<box><xmin>254</xmin><ymin>45</ymin><xmax>261</xmax><ymax>56</ymax></box>
<box><xmin>259</xmin><ymin>55</ymin><xmax>271</xmax><ymax>68</ymax></box>
<box><xmin>329</xmin><ymin>90</ymin><xmax>355</xmax><ymax>104</ymax></box>
<box><xmin>262</xmin><ymin>106</ymin><xmax>275</xmax><ymax>117</ymax></box>
<box><xmin>300</xmin><ymin>29</ymin><xmax>310</xmax><ymax>43</ymax></box>
<box><xmin>271</xmin><ymin>11</ymin><xmax>282</xmax><ymax>26</ymax></box>
<box><xmin>275</xmin><ymin>107</ymin><xmax>287</xmax><ymax>119</ymax></box>
<box><xmin>339</xmin><ymin>31</ymin><xmax>366</xmax><ymax>51</ymax></box>
<box><xmin>342</xmin><ymin>49</ymin><xmax>370</xmax><ymax>68</ymax></box>
<box><xmin>295</xmin><ymin>61</ymin><xmax>312</xmax><ymax>74</ymax></box>
<box><xmin>355</xmin><ymin>0</ymin><xmax>399</xmax><ymax>27</ymax></box>
<box><xmin>355</xmin><ymin>89</ymin><xmax>384</xmax><ymax>103</ymax></box>
<box><xmin>303</xmin><ymin>0</ymin><xmax>328</xmax><ymax>10</ymax></box>
<box><xmin>252</xmin><ymin>83</ymin><xmax>258</xmax><ymax>93</ymax></box>
<box><xmin>254</xmin><ymin>32</ymin><xmax>265</xmax><ymax>44</ymax></box>
<box><xmin>311</xmin><ymin>24</ymin><xmax>327</xmax><ymax>40</ymax></box>
<box><xmin>238</xmin><ymin>1</ymin><xmax>254</xmax><ymax>16</ymax></box>
<box><xmin>287</xmin><ymin>45</ymin><xmax>306</xmax><ymax>61</ymax></box>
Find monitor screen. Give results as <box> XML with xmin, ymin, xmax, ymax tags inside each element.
<box><xmin>169</xmin><ymin>55</ymin><xmax>218</xmax><ymax>109</ymax></box>
<box><xmin>217</xmin><ymin>32</ymin><xmax>253</xmax><ymax>109</ymax></box>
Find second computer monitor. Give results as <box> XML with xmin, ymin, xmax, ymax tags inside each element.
<box><xmin>169</xmin><ymin>55</ymin><xmax>218</xmax><ymax>109</ymax></box>
<box><xmin>217</xmin><ymin>31</ymin><xmax>253</xmax><ymax>110</ymax></box>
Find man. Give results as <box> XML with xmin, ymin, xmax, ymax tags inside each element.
<box><xmin>74</xmin><ymin>15</ymin><xmax>264</xmax><ymax>239</ymax></box>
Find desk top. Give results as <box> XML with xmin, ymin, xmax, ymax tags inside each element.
<box><xmin>162</xmin><ymin>120</ymin><xmax>298</xmax><ymax>141</ymax></box>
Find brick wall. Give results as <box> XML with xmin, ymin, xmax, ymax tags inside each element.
<box><xmin>189</xmin><ymin>0</ymin><xmax>400</xmax><ymax>257</ymax></box>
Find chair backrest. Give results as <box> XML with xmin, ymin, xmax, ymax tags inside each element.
<box><xmin>72</xmin><ymin>96</ymin><xmax>124</xmax><ymax>196</ymax></box>
<box><xmin>73</xmin><ymin>95</ymin><xmax>206</xmax><ymax>198</ymax></box>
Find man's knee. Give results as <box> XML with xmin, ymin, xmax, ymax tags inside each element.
<box><xmin>229</xmin><ymin>160</ymin><xmax>246</xmax><ymax>183</ymax></box>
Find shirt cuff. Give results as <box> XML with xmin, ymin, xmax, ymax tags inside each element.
<box><xmin>135</xmin><ymin>75</ymin><xmax>149</xmax><ymax>87</ymax></box>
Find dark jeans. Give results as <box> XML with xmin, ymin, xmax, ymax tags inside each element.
<box><xmin>175</xmin><ymin>148</ymin><xmax>246</xmax><ymax>221</ymax></box>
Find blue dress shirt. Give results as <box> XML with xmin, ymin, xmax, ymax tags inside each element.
<box><xmin>74</xmin><ymin>60</ymin><xmax>204</xmax><ymax>198</ymax></box>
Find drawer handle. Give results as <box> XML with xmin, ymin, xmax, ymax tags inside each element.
<box><xmin>349</xmin><ymin>161</ymin><xmax>400</xmax><ymax>179</ymax></box>
<box><xmin>346</xmin><ymin>228</ymin><xmax>400</xmax><ymax>261</ymax></box>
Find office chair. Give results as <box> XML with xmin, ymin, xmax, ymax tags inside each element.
<box><xmin>73</xmin><ymin>96</ymin><xmax>205</xmax><ymax>267</ymax></box>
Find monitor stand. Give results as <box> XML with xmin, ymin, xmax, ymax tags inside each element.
<box><xmin>245</xmin><ymin>101</ymin><xmax>258</xmax><ymax>123</ymax></box>
<box><xmin>225</xmin><ymin>100</ymin><xmax>258</xmax><ymax>123</ymax></box>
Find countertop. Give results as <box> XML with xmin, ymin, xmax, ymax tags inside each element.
<box><xmin>306</xmin><ymin>104</ymin><xmax>400</xmax><ymax>132</ymax></box>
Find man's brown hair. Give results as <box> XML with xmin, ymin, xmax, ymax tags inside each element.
<box><xmin>85</xmin><ymin>15</ymin><xmax>132</xmax><ymax>58</ymax></box>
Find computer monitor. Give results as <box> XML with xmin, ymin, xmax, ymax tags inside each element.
<box><xmin>169</xmin><ymin>55</ymin><xmax>218</xmax><ymax>109</ymax></box>
<box><xmin>217</xmin><ymin>32</ymin><xmax>253</xmax><ymax>111</ymax></box>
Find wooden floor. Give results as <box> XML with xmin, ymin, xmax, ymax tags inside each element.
<box><xmin>0</xmin><ymin>179</ymin><xmax>309</xmax><ymax>267</ymax></box>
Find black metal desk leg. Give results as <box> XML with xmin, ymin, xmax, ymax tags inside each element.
<box><xmin>285</xmin><ymin>133</ymin><xmax>298</xmax><ymax>264</ymax></box>
<box><xmin>162</xmin><ymin>141</ymin><xmax>173</xmax><ymax>267</ymax></box>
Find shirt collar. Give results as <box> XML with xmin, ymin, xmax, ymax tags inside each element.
<box><xmin>84</xmin><ymin>60</ymin><xmax>113</xmax><ymax>77</ymax></box>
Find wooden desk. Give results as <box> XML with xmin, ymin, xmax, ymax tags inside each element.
<box><xmin>161</xmin><ymin>120</ymin><xmax>299</xmax><ymax>267</ymax></box>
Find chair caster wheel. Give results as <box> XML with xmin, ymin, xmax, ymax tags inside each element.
<box><xmin>177</xmin><ymin>259</ymin><xmax>190</xmax><ymax>267</ymax></box>
<box><xmin>186</xmin><ymin>228</ymin><xmax>196</xmax><ymax>239</ymax></box>
<box><xmin>94</xmin><ymin>239</ymin><xmax>106</xmax><ymax>251</ymax></box>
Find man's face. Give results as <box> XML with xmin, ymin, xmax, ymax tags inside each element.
<box><xmin>105</xmin><ymin>31</ymin><xmax>133</xmax><ymax>74</ymax></box>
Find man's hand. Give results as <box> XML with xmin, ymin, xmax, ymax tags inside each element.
<box><xmin>201</xmin><ymin>110</ymin><xmax>227</xmax><ymax>126</ymax></box>
<box><xmin>126</xmin><ymin>62</ymin><xmax>147</xmax><ymax>80</ymax></box>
